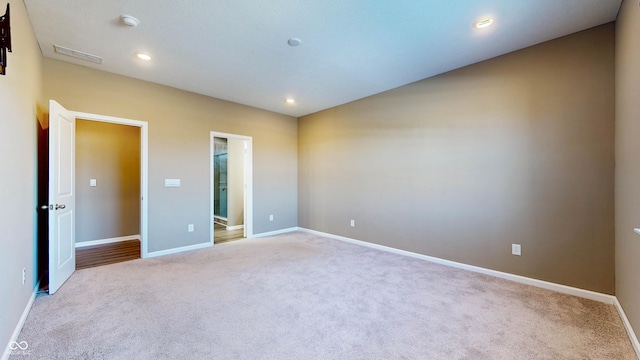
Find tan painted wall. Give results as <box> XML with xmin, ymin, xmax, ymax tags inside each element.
<box><xmin>42</xmin><ymin>58</ymin><xmax>298</xmax><ymax>252</ymax></box>
<box><xmin>299</xmin><ymin>24</ymin><xmax>615</xmax><ymax>294</ymax></box>
<box><xmin>0</xmin><ymin>0</ymin><xmax>42</xmax><ymax>352</ymax></box>
<box><xmin>615</xmin><ymin>0</ymin><xmax>640</xmax><ymax>341</ymax></box>
<box><xmin>76</xmin><ymin>120</ymin><xmax>141</xmax><ymax>243</ymax></box>
<box><xmin>227</xmin><ymin>138</ymin><xmax>245</xmax><ymax>227</ymax></box>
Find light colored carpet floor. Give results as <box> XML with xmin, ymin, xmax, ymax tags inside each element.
<box><xmin>11</xmin><ymin>232</ymin><xmax>637</xmax><ymax>359</ymax></box>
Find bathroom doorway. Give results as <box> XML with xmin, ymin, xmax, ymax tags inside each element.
<box><xmin>210</xmin><ymin>132</ymin><xmax>253</xmax><ymax>244</ymax></box>
<box><xmin>213</xmin><ymin>137</ymin><xmax>229</xmax><ymax>225</ymax></box>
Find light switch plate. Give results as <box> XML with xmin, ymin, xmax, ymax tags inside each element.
<box><xmin>90</xmin><ymin>179</ymin><xmax>97</xmax><ymax>187</ymax></box>
<box><xmin>165</xmin><ymin>179</ymin><xmax>181</xmax><ymax>187</ymax></box>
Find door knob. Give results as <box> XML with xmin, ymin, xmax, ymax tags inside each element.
<box><xmin>55</xmin><ymin>204</ymin><xmax>66</xmax><ymax>210</ymax></box>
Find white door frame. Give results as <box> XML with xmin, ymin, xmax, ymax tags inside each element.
<box><xmin>73</xmin><ymin>111</ymin><xmax>150</xmax><ymax>257</ymax></box>
<box><xmin>210</xmin><ymin>131</ymin><xmax>253</xmax><ymax>243</ymax></box>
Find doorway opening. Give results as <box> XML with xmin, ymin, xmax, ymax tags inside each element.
<box><xmin>74</xmin><ymin>120</ymin><xmax>141</xmax><ymax>269</ymax></box>
<box><xmin>72</xmin><ymin>111</ymin><xmax>149</xmax><ymax>257</ymax></box>
<box><xmin>213</xmin><ymin>137</ymin><xmax>229</xmax><ymax>226</ymax></box>
<box><xmin>40</xmin><ymin>100</ymin><xmax>149</xmax><ymax>294</ymax></box>
<box><xmin>210</xmin><ymin>132</ymin><xmax>253</xmax><ymax>244</ymax></box>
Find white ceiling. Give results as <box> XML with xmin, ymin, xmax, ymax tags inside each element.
<box><xmin>24</xmin><ymin>0</ymin><xmax>621</xmax><ymax>117</ymax></box>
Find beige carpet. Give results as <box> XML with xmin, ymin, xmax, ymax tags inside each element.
<box><xmin>10</xmin><ymin>232</ymin><xmax>637</xmax><ymax>359</ymax></box>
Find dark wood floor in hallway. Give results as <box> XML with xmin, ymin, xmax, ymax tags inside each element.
<box><xmin>76</xmin><ymin>240</ymin><xmax>141</xmax><ymax>270</ymax></box>
<box><xmin>75</xmin><ymin>225</ymin><xmax>244</xmax><ymax>270</ymax></box>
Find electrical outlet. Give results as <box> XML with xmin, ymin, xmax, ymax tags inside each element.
<box><xmin>188</xmin><ymin>224</ymin><xmax>194</xmax><ymax>232</ymax></box>
<box><xmin>269</xmin><ymin>214</ymin><xmax>274</xmax><ymax>221</ymax></box>
<box><xmin>350</xmin><ymin>219</ymin><xmax>355</xmax><ymax>227</ymax></box>
<box><xmin>22</xmin><ymin>268</ymin><xmax>26</xmax><ymax>285</ymax></box>
<box><xmin>512</xmin><ymin>244</ymin><xmax>521</xmax><ymax>256</ymax></box>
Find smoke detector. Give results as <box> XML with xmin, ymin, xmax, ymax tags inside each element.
<box><xmin>121</xmin><ymin>15</ymin><xmax>139</xmax><ymax>27</ymax></box>
<box><xmin>287</xmin><ymin>38</ymin><xmax>301</xmax><ymax>47</ymax></box>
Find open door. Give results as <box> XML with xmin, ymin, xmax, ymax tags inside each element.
<box><xmin>48</xmin><ymin>100</ymin><xmax>76</xmax><ymax>294</ymax></box>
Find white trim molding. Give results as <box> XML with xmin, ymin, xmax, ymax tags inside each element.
<box><xmin>226</xmin><ymin>225</ymin><xmax>245</xmax><ymax>231</ymax></box>
<box><xmin>295</xmin><ymin>228</ymin><xmax>640</xmax><ymax>355</ymax></box>
<box><xmin>251</xmin><ymin>227</ymin><xmax>299</xmax><ymax>239</ymax></box>
<box><xmin>75</xmin><ymin>235</ymin><xmax>140</xmax><ymax>248</ymax></box>
<box><xmin>2</xmin><ymin>283</ymin><xmax>39</xmax><ymax>360</ymax></box>
<box><xmin>614</xmin><ymin>298</ymin><xmax>640</xmax><ymax>358</ymax></box>
<box><xmin>72</xmin><ymin>111</ymin><xmax>149</xmax><ymax>258</ymax></box>
<box><xmin>297</xmin><ymin>227</ymin><xmax>615</xmax><ymax>304</ymax></box>
<box><xmin>146</xmin><ymin>241</ymin><xmax>212</xmax><ymax>258</ymax></box>
<box><xmin>210</xmin><ymin>131</ymin><xmax>254</xmax><ymax>246</ymax></box>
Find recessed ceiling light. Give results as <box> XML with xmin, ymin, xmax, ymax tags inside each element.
<box><xmin>474</xmin><ymin>18</ymin><xmax>494</xmax><ymax>29</ymax></box>
<box><xmin>136</xmin><ymin>53</ymin><xmax>151</xmax><ymax>61</ymax></box>
<box><xmin>285</xmin><ymin>98</ymin><xmax>295</xmax><ymax>104</ymax></box>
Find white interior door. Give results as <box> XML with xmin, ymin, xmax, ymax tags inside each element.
<box><xmin>48</xmin><ymin>100</ymin><xmax>76</xmax><ymax>294</ymax></box>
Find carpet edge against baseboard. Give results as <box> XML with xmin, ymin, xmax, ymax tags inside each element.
<box><xmin>295</xmin><ymin>227</ymin><xmax>640</xmax><ymax>359</ymax></box>
<box><xmin>296</xmin><ymin>227</ymin><xmax>613</xmax><ymax>303</ymax></box>
<box><xmin>146</xmin><ymin>226</ymin><xmax>301</xmax><ymax>259</ymax></box>
<box><xmin>145</xmin><ymin>241</ymin><xmax>212</xmax><ymax>258</ymax></box>
<box><xmin>614</xmin><ymin>298</ymin><xmax>640</xmax><ymax>359</ymax></box>
<box><xmin>2</xmin><ymin>282</ymin><xmax>39</xmax><ymax>360</ymax></box>
<box><xmin>251</xmin><ymin>227</ymin><xmax>300</xmax><ymax>239</ymax></box>
<box><xmin>13</xmin><ymin>228</ymin><xmax>636</xmax><ymax>359</ymax></box>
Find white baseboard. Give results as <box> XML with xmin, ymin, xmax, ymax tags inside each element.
<box><xmin>2</xmin><ymin>283</ymin><xmax>39</xmax><ymax>360</ymax></box>
<box><xmin>614</xmin><ymin>298</ymin><xmax>640</xmax><ymax>358</ymax></box>
<box><xmin>145</xmin><ymin>241</ymin><xmax>212</xmax><ymax>258</ymax></box>
<box><xmin>299</xmin><ymin>227</ymin><xmax>640</xmax><ymax>357</ymax></box>
<box><xmin>298</xmin><ymin>227</ymin><xmax>615</xmax><ymax>304</ymax></box>
<box><xmin>226</xmin><ymin>225</ymin><xmax>245</xmax><ymax>231</ymax></box>
<box><xmin>75</xmin><ymin>234</ymin><xmax>140</xmax><ymax>248</ymax></box>
<box><xmin>251</xmin><ymin>227</ymin><xmax>299</xmax><ymax>239</ymax></box>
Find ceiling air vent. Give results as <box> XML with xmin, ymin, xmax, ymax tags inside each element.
<box><xmin>54</xmin><ymin>45</ymin><xmax>103</xmax><ymax>64</ymax></box>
